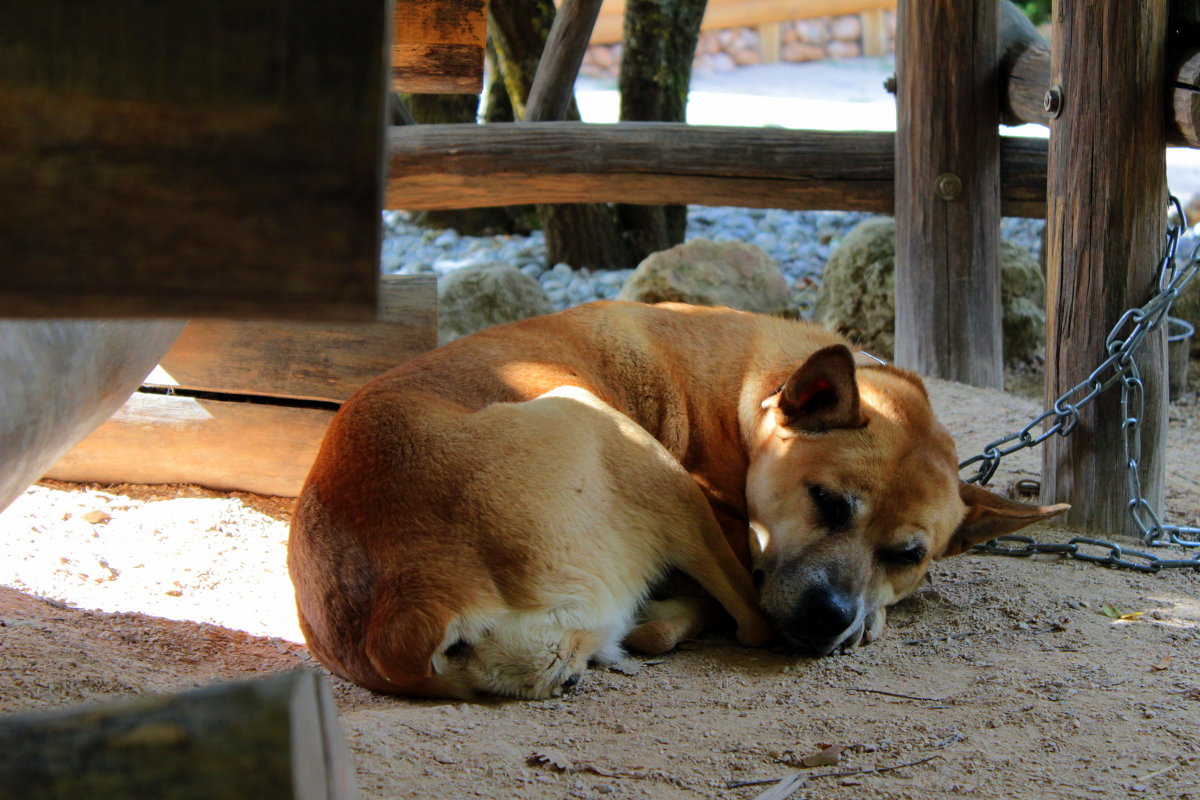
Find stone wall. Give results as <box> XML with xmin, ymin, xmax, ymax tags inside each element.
<box><xmin>580</xmin><ymin>11</ymin><xmax>897</xmax><ymax>78</ymax></box>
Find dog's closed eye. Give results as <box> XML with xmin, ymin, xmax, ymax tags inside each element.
<box><xmin>879</xmin><ymin>543</ymin><xmax>927</xmax><ymax>567</ymax></box>
<box><xmin>809</xmin><ymin>484</ymin><xmax>855</xmax><ymax>532</ymax></box>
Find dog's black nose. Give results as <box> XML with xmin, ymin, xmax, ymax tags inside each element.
<box><xmin>561</xmin><ymin>674</ymin><xmax>581</xmax><ymax>692</ymax></box>
<box><xmin>783</xmin><ymin>587</ymin><xmax>860</xmax><ymax>656</ymax></box>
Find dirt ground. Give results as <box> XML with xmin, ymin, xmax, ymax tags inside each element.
<box><xmin>1</xmin><ymin>366</ymin><xmax>1198</xmax><ymax>800</ymax></box>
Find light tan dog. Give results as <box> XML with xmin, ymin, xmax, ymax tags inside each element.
<box><xmin>289</xmin><ymin>301</ymin><xmax>1066</xmax><ymax>697</ymax></box>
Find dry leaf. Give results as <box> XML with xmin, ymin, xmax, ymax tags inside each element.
<box><xmin>1151</xmin><ymin>655</ymin><xmax>1173</xmax><ymax>671</ymax></box>
<box><xmin>81</xmin><ymin>510</ymin><xmax>111</xmax><ymax>525</ymax></box>
<box><xmin>528</xmin><ymin>748</ymin><xmax>572</xmax><ymax>772</ymax></box>
<box><xmin>801</xmin><ymin>744</ymin><xmax>845</xmax><ymax>767</ymax></box>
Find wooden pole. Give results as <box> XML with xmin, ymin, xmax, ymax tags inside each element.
<box><xmin>525</xmin><ymin>0</ymin><xmax>604</xmax><ymax>121</ymax></box>
<box><xmin>894</xmin><ymin>0</ymin><xmax>1003</xmax><ymax>388</ymax></box>
<box><xmin>385</xmin><ymin>122</ymin><xmax>1049</xmax><ymax>217</ymax></box>
<box><xmin>1041</xmin><ymin>0</ymin><xmax>1169</xmax><ymax>536</ymax></box>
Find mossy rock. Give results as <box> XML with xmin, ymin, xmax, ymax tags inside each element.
<box><xmin>437</xmin><ymin>263</ymin><xmax>553</xmax><ymax>344</ymax></box>
<box><xmin>814</xmin><ymin>217</ymin><xmax>1046</xmax><ymax>364</ymax></box>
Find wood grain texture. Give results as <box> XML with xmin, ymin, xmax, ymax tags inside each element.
<box><xmin>392</xmin><ymin>0</ymin><xmax>485</xmax><ymax>94</ymax></box>
<box><xmin>153</xmin><ymin>275</ymin><xmax>436</xmax><ymax>403</ymax></box>
<box><xmin>386</xmin><ymin>122</ymin><xmax>1049</xmax><ymax>216</ymax></box>
<box><xmin>1170</xmin><ymin>50</ymin><xmax>1200</xmax><ymax>147</ymax></box>
<box><xmin>998</xmin><ymin>0</ymin><xmax>1051</xmax><ymax>126</ymax></box>
<box><xmin>0</xmin><ymin>670</ymin><xmax>356</xmax><ymax>800</ymax></box>
<box><xmin>526</xmin><ymin>0</ymin><xmax>605</xmax><ymax>121</ymax></box>
<box><xmin>0</xmin><ymin>1</ymin><xmax>388</xmax><ymax>320</ymax></box>
<box><xmin>1041</xmin><ymin>0</ymin><xmax>1169</xmax><ymax>535</ymax></box>
<box><xmin>894</xmin><ymin>0</ymin><xmax>1003</xmax><ymax>388</ymax></box>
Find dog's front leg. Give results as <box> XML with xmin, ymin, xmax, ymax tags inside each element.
<box><xmin>625</xmin><ymin>596</ymin><xmax>719</xmax><ymax>655</ymax></box>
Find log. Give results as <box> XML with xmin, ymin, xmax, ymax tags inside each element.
<box><xmin>0</xmin><ymin>1</ymin><xmax>388</xmax><ymax>320</ymax></box>
<box><xmin>894</xmin><ymin>0</ymin><xmax>1003</xmax><ymax>388</ymax></box>
<box><xmin>45</xmin><ymin>275</ymin><xmax>436</xmax><ymax>496</ymax></box>
<box><xmin>1041</xmin><ymin>1</ymin><xmax>1169</xmax><ymax>536</ymax></box>
<box><xmin>386</xmin><ymin>122</ymin><xmax>1049</xmax><ymax>217</ymax></box>
<box><xmin>393</xmin><ymin>0</ymin><xmax>486</xmax><ymax>94</ymax></box>
<box><xmin>526</xmin><ymin>0</ymin><xmax>605</xmax><ymax>122</ymax></box>
<box><xmin>0</xmin><ymin>321</ymin><xmax>184</xmax><ymax>514</ymax></box>
<box><xmin>0</xmin><ymin>670</ymin><xmax>356</xmax><ymax>800</ymax></box>
<box><xmin>1170</xmin><ymin>50</ymin><xmax>1200</xmax><ymax>148</ymax></box>
<box><xmin>998</xmin><ymin>0</ymin><xmax>1051</xmax><ymax>127</ymax></box>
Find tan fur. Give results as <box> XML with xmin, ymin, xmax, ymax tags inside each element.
<box><xmin>289</xmin><ymin>302</ymin><xmax>1067</xmax><ymax>696</ymax></box>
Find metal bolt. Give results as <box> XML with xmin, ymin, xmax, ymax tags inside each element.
<box><xmin>1044</xmin><ymin>85</ymin><xmax>1064</xmax><ymax>119</ymax></box>
<box><xmin>883</xmin><ymin>74</ymin><xmax>897</xmax><ymax>94</ymax></box>
<box><xmin>934</xmin><ymin>172</ymin><xmax>962</xmax><ymax>201</ymax></box>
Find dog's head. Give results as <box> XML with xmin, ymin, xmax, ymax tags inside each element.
<box><xmin>745</xmin><ymin>344</ymin><xmax>1068</xmax><ymax>656</ymax></box>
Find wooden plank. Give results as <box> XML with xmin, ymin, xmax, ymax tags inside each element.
<box><xmin>526</xmin><ymin>0</ymin><xmax>606</xmax><ymax>122</ymax></box>
<box><xmin>1170</xmin><ymin>50</ymin><xmax>1200</xmax><ymax>147</ymax></box>
<box><xmin>385</xmin><ymin>122</ymin><xmax>1048</xmax><ymax>216</ymax></box>
<box><xmin>1042</xmin><ymin>1</ymin><xmax>1169</xmax><ymax>536</ymax></box>
<box><xmin>894</xmin><ymin>0</ymin><xmax>1002</xmax><ymax>389</ymax></box>
<box><xmin>0</xmin><ymin>1</ymin><xmax>389</xmax><ymax>320</ymax></box>
<box><xmin>0</xmin><ymin>670</ymin><xmax>356</xmax><ymax>800</ymax></box>
<box><xmin>153</xmin><ymin>275</ymin><xmax>436</xmax><ymax>403</ymax></box>
<box><xmin>998</xmin><ymin>0</ymin><xmax>1050</xmax><ymax>127</ymax></box>
<box><xmin>47</xmin><ymin>393</ymin><xmax>335</xmax><ymax>497</ymax></box>
<box><xmin>758</xmin><ymin>22</ymin><xmax>783</xmax><ymax>64</ymax></box>
<box><xmin>588</xmin><ymin>0</ymin><xmax>898</xmax><ymax>44</ymax></box>
<box><xmin>392</xmin><ymin>0</ymin><xmax>485</xmax><ymax>94</ymax></box>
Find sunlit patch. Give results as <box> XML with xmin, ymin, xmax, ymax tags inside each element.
<box><xmin>749</xmin><ymin>521</ymin><xmax>771</xmax><ymax>556</ymax></box>
<box><xmin>1138</xmin><ymin>593</ymin><xmax>1200</xmax><ymax>629</ymax></box>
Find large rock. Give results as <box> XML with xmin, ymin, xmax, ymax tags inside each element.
<box><xmin>617</xmin><ymin>238</ymin><xmax>792</xmax><ymax>314</ymax></box>
<box><xmin>814</xmin><ymin>216</ymin><xmax>1046</xmax><ymax>364</ymax></box>
<box><xmin>438</xmin><ymin>262</ymin><xmax>553</xmax><ymax>344</ymax></box>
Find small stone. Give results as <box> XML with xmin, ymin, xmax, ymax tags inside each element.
<box><xmin>81</xmin><ymin>510</ymin><xmax>111</xmax><ymax>525</ymax></box>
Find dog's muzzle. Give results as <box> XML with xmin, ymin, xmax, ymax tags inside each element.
<box><xmin>776</xmin><ymin>584</ymin><xmax>866</xmax><ymax>657</ymax></box>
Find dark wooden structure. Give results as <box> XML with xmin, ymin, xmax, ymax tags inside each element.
<box><xmin>0</xmin><ymin>1</ymin><xmax>391</xmax><ymax>321</ymax></box>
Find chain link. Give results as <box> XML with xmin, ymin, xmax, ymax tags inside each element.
<box><xmin>960</xmin><ymin>196</ymin><xmax>1200</xmax><ymax>572</ymax></box>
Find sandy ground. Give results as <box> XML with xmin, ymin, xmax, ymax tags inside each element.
<box><xmin>2</xmin><ymin>362</ymin><xmax>1198</xmax><ymax>800</ymax></box>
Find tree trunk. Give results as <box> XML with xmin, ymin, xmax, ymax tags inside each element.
<box><xmin>489</xmin><ymin>0</ymin><xmax>631</xmax><ymax>268</ymax></box>
<box><xmin>617</xmin><ymin>0</ymin><xmax>707</xmax><ymax>261</ymax></box>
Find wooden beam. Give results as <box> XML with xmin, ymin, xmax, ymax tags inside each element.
<box><xmin>1041</xmin><ymin>1</ymin><xmax>1169</xmax><ymax>535</ymax></box>
<box><xmin>392</xmin><ymin>0</ymin><xmax>486</xmax><ymax>94</ymax></box>
<box><xmin>0</xmin><ymin>1</ymin><xmax>389</xmax><ymax>320</ymax></box>
<box><xmin>46</xmin><ymin>275</ymin><xmax>437</xmax><ymax>497</ymax></box>
<box><xmin>1171</xmin><ymin>50</ymin><xmax>1200</xmax><ymax>148</ymax></box>
<box><xmin>586</xmin><ymin>0</ymin><xmax>898</xmax><ymax>44</ymax></box>
<box><xmin>0</xmin><ymin>670</ymin><xmax>356</xmax><ymax>800</ymax></box>
<box><xmin>385</xmin><ymin>122</ymin><xmax>1049</xmax><ymax>217</ymax></box>
<box><xmin>894</xmin><ymin>0</ymin><xmax>1003</xmax><ymax>388</ymax></box>
<box><xmin>526</xmin><ymin>0</ymin><xmax>605</xmax><ymax>122</ymax></box>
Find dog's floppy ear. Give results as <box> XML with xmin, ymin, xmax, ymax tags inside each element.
<box><xmin>364</xmin><ymin>589</ymin><xmax>450</xmax><ymax>684</ymax></box>
<box><xmin>766</xmin><ymin>344</ymin><xmax>867</xmax><ymax>432</ymax></box>
<box><xmin>941</xmin><ymin>482</ymin><xmax>1070</xmax><ymax>557</ymax></box>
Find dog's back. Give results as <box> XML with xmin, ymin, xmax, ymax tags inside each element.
<box><xmin>289</xmin><ymin>383</ymin><xmax>767</xmax><ymax>698</ymax></box>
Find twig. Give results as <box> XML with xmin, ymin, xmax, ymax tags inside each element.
<box><xmin>743</xmin><ymin>754</ymin><xmax>946</xmax><ymax>799</ymax></box>
<box><xmin>849</xmin><ymin>687</ymin><xmax>945</xmax><ymax>702</ymax></box>
<box><xmin>396</xmin><ymin>721</ymin><xmax>440</xmax><ymax>737</ymax></box>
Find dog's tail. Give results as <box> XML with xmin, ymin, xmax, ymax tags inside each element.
<box><xmin>361</xmin><ymin>584</ymin><xmax>472</xmax><ymax>699</ymax></box>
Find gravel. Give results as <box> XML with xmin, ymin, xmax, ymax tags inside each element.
<box><xmin>383</xmin><ymin>208</ymin><xmax>1047</xmax><ymax>316</ymax></box>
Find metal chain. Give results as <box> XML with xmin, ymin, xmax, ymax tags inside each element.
<box><xmin>960</xmin><ymin>196</ymin><xmax>1200</xmax><ymax>573</ymax></box>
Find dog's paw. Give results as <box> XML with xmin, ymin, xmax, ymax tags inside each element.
<box><xmin>624</xmin><ymin>619</ymin><xmax>683</xmax><ymax>655</ymax></box>
<box><xmin>862</xmin><ymin>607</ymin><xmax>887</xmax><ymax>645</ymax></box>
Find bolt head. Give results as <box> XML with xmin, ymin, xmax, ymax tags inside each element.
<box><xmin>934</xmin><ymin>172</ymin><xmax>962</xmax><ymax>201</ymax></box>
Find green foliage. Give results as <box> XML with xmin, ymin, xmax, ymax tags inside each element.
<box><xmin>1019</xmin><ymin>0</ymin><xmax>1051</xmax><ymax>26</ymax></box>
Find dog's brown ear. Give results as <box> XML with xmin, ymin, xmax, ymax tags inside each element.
<box><xmin>770</xmin><ymin>344</ymin><xmax>867</xmax><ymax>432</ymax></box>
<box><xmin>941</xmin><ymin>482</ymin><xmax>1070</xmax><ymax>557</ymax></box>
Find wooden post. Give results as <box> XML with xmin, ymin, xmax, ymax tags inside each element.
<box><xmin>0</xmin><ymin>670</ymin><xmax>356</xmax><ymax>800</ymax></box>
<box><xmin>1041</xmin><ymin>1</ymin><xmax>1169</xmax><ymax>536</ymax></box>
<box><xmin>894</xmin><ymin>0</ymin><xmax>1003</xmax><ymax>388</ymax></box>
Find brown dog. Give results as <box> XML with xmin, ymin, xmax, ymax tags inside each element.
<box><xmin>289</xmin><ymin>301</ymin><xmax>1066</xmax><ymax>696</ymax></box>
